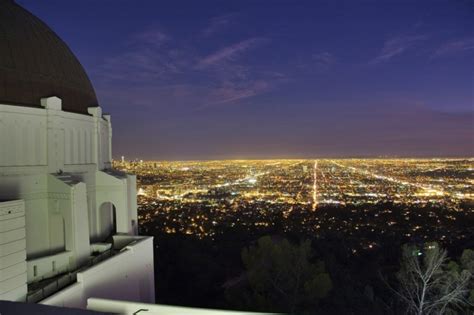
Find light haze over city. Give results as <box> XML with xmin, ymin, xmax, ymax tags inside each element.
<box><xmin>19</xmin><ymin>0</ymin><xmax>474</xmax><ymax>159</ymax></box>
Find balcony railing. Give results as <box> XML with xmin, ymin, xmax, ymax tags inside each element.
<box><xmin>27</xmin><ymin>248</ymin><xmax>114</xmax><ymax>303</ymax></box>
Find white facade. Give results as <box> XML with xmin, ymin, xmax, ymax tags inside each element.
<box><xmin>0</xmin><ymin>97</ymin><xmax>154</xmax><ymax>306</ymax></box>
<box><xmin>0</xmin><ymin>200</ymin><xmax>27</xmax><ymax>301</ymax></box>
<box><xmin>41</xmin><ymin>236</ymin><xmax>155</xmax><ymax>309</ymax></box>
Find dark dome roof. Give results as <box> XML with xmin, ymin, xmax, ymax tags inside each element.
<box><xmin>0</xmin><ymin>0</ymin><xmax>98</xmax><ymax>114</ymax></box>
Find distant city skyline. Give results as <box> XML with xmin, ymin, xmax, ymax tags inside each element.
<box><xmin>20</xmin><ymin>0</ymin><xmax>474</xmax><ymax>159</ymax></box>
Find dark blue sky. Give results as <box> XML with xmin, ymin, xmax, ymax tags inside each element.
<box><xmin>19</xmin><ymin>0</ymin><xmax>473</xmax><ymax>159</ymax></box>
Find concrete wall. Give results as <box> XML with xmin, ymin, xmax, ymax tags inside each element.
<box><xmin>41</xmin><ymin>237</ymin><xmax>155</xmax><ymax>309</ymax></box>
<box><xmin>0</xmin><ymin>98</ymin><xmax>147</xmax><ymax>307</ymax></box>
<box><xmin>0</xmin><ymin>106</ymin><xmax>47</xmax><ymax>166</ymax></box>
<box><xmin>0</xmin><ymin>99</ymin><xmax>113</xmax><ymax>260</ymax></box>
<box><xmin>126</xmin><ymin>175</ymin><xmax>138</xmax><ymax>235</ymax></box>
<box><xmin>27</xmin><ymin>251</ymin><xmax>72</xmax><ymax>284</ymax></box>
<box><xmin>70</xmin><ymin>182</ymin><xmax>92</xmax><ymax>267</ymax></box>
<box><xmin>0</xmin><ymin>200</ymin><xmax>27</xmax><ymax>302</ymax></box>
<box><xmin>0</xmin><ymin>99</ymin><xmax>122</xmax><ymax>279</ymax></box>
<box><xmin>95</xmin><ymin>171</ymin><xmax>136</xmax><ymax>239</ymax></box>
<box><xmin>0</xmin><ymin>99</ymin><xmax>111</xmax><ymax>170</ymax></box>
<box><xmin>0</xmin><ymin>174</ymin><xmax>50</xmax><ymax>258</ymax></box>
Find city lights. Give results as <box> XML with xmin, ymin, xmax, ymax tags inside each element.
<box><xmin>114</xmin><ymin>158</ymin><xmax>473</xmax><ymax>250</ymax></box>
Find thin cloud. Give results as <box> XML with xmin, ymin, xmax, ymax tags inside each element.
<box><xmin>94</xmin><ymin>28</ymin><xmax>191</xmax><ymax>84</ymax></box>
<box><xmin>370</xmin><ymin>34</ymin><xmax>427</xmax><ymax>64</ymax></box>
<box><xmin>97</xmin><ymin>48</ymin><xmax>183</xmax><ymax>83</ymax></box>
<box><xmin>431</xmin><ymin>38</ymin><xmax>474</xmax><ymax>59</ymax></box>
<box><xmin>195</xmin><ymin>37</ymin><xmax>268</xmax><ymax>69</ymax></box>
<box><xmin>133</xmin><ymin>29</ymin><xmax>169</xmax><ymax>47</ymax></box>
<box><xmin>311</xmin><ymin>52</ymin><xmax>337</xmax><ymax>71</ymax></box>
<box><xmin>94</xmin><ymin>28</ymin><xmax>281</xmax><ymax>110</ymax></box>
<box><xmin>206</xmin><ymin>80</ymin><xmax>272</xmax><ymax>106</ymax></box>
<box><xmin>312</xmin><ymin>52</ymin><xmax>336</xmax><ymax>66</ymax></box>
<box><xmin>201</xmin><ymin>13</ymin><xmax>235</xmax><ymax>37</ymax></box>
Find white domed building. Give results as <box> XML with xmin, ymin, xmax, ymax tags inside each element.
<box><xmin>0</xmin><ymin>1</ymin><xmax>276</xmax><ymax>314</ymax></box>
<box><xmin>0</xmin><ymin>0</ymin><xmax>155</xmax><ymax>309</ymax></box>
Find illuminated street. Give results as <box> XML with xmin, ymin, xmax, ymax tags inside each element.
<box><xmin>114</xmin><ymin>159</ymin><xmax>473</xmax><ymax>251</ymax></box>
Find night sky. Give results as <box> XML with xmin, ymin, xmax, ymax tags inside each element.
<box><xmin>19</xmin><ymin>0</ymin><xmax>474</xmax><ymax>160</ymax></box>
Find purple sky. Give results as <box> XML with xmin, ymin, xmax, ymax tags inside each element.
<box><xmin>20</xmin><ymin>0</ymin><xmax>474</xmax><ymax>159</ymax></box>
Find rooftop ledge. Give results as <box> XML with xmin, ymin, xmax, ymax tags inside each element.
<box><xmin>28</xmin><ymin>235</ymin><xmax>152</xmax><ymax>304</ymax></box>
<box><xmin>0</xmin><ymin>298</ymin><xmax>277</xmax><ymax>315</ymax></box>
<box><xmin>87</xmin><ymin>298</ymin><xmax>279</xmax><ymax>315</ymax></box>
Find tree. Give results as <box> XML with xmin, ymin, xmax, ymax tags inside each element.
<box><xmin>459</xmin><ymin>249</ymin><xmax>474</xmax><ymax>312</ymax></box>
<box><xmin>395</xmin><ymin>242</ymin><xmax>472</xmax><ymax>315</ymax></box>
<box><xmin>239</xmin><ymin>236</ymin><xmax>332</xmax><ymax>313</ymax></box>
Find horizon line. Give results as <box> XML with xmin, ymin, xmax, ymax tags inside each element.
<box><xmin>113</xmin><ymin>156</ymin><xmax>474</xmax><ymax>162</ymax></box>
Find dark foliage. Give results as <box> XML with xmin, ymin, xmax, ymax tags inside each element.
<box><xmin>141</xmin><ymin>204</ymin><xmax>473</xmax><ymax>314</ymax></box>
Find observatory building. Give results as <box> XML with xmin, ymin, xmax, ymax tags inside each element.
<box><xmin>0</xmin><ymin>1</ymin><xmax>274</xmax><ymax>314</ymax></box>
<box><xmin>0</xmin><ymin>0</ymin><xmax>154</xmax><ymax>309</ymax></box>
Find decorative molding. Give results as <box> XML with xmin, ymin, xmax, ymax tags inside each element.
<box><xmin>18</xmin><ymin>192</ymin><xmax>71</xmax><ymax>201</ymax></box>
<box><xmin>40</xmin><ymin>96</ymin><xmax>62</xmax><ymax>110</ymax></box>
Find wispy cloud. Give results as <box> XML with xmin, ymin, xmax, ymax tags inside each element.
<box><xmin>195</xmin><ymin>37</ymin><xmax>268</xmax><ymax>69</ymax></box>
<box><xmin>95</xmin><ymin>28</ymin><xmax>193</xmax><ymax>84</ymax></box>
<box><xmin>311</xmin><ymin>52</ymin><xmax>336</xmax><ymax>70</ymax></box>
<box><xmin>204</xmin><ymin>80</ymin><xmax>272</xmax><ymax>108</ymax></box>
<box><xmin>431</xmin><ymin>38</ymin><xmax>474</xmax><ymax>59</ymax></box>
<box><xmin>370</xmin><ymin>34</ymin><xmax>427</xmax><ymax>64</ymax></box>
<box><xmin>94</xmin><ymin>28</ymin><xmax>281</xmax><ymax>110</ymax></box>
<box><xmin>201</xmin><ymin>13</ymin><xmax>235</xmax><ymax>37</ymax></box>
<box><xmin>294</xmin><ymin>51</ymin><xmax>336</xmax><ymax>74</ymax></box>
<box><xmin>312</xmin><ymin>52</ymin><xmax>336</xmax><ymax>65</ymax></box>
<box><xmin>132</xmin><ymin>29</ymin><xmax>169</xmax><ymax>47</ymax></box>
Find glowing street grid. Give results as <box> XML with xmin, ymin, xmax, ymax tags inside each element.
<box><xmin>121</xmin><ymin>159</ymin><xmax>472</xmax><ymax>207</ymax></box>
<box><xmin>116</xmin><ymin>159</ymin><xmax>473</xmax><ymax>251</ymax></box>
